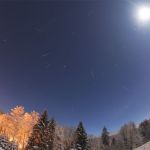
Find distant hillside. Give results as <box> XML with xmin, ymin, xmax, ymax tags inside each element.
<box><xmin>134</xmin><ymin>141</ymin><xmax>150</xmax><ymax>150</ymax></box>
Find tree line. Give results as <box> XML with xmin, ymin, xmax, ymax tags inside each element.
<box><xmin>25</xmin><ymin>110</ymin><xmax>88</xmax><ymax>150</ymax></box>
<box><xmin>25</xmin><ymin>110</ymin><xmax>150</xmax><ymax>150</ymax></box>
<box><xmin>0</xmin><ymin>106</ymin><xmax>150</xmax><ymax>150</ymax></box>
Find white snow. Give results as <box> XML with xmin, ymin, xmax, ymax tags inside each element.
<box><xmin>133</xmin><ymin>141</ymin><xmax>150</xmax><ymax>150</ymax></box>
<box><xmin>0</xmin><ymin>136</ymin><xmax>18</xmax><ymax>150</ymax></box>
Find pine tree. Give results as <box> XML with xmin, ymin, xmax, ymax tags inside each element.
<box><xmin>75</xmin><ymin>121</ymin><xmax>88</xmax><ymax>150</ymax></box>
<box><xmin>101</xmin><ymin>127</ymin><xmax>110</xmax><ymax>147</ymax></box>
<box><xmin>110</xmin><ymin>137</ymin><xmax>117</xmax><ymax>150</ymax></box>
<box><xmin>25</xmin><ymin>110</ymin><xmax>48</xmax><ymax>150</ymax></box>
<box><xmin>111</xmin><ymin>137</ymin><xmax>116</xmax><ymax>145</ymax></box>
<box><xmin>139</xmin><ymin>119</ymin><xmax>150</xmax><ymax>143</ymax></box>
<box><xmin>44</xmin><ymin>118</ymin><xmax>56</xmax><ymax>150</ymax></box>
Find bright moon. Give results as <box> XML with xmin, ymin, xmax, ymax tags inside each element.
<box><xmin>137</xmin><ymin>6</ymin><xmax>150</xmax><ymax>23</ymax></box>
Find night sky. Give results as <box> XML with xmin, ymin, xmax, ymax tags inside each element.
<box><xmin>0</xmin><ymin>0</ymin><xmax>150</xmax><ymax>135</ymax></box>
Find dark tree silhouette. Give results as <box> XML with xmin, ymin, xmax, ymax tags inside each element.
<box><xmin>26</xmin><ymin>110</ymin><xmax>49</xmax><ymax>150</ymax></box>
<box><xmin>75</xmin><ymin>122</ymin><xmax>88</xmax><ymax>150</ymax></box>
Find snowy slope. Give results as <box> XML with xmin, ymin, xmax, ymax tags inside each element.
<box><xmin>133</xmin><ymin>141</ymin><xmax>150</xmax><ymax>150</ymax></box>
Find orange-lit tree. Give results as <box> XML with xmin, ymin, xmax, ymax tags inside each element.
<box><xmin>0</xmin><ymin>106</ymin><xmax>39</xmax><ymax>149</ymax></box>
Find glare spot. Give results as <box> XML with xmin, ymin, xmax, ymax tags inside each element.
<box><xmin>137</xmin><ymin>5</ymin><xmax>150</xmax><ymax>23</ymax></box>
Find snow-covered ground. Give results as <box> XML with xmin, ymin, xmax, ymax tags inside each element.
<box><xmin>134</xmin><ymin>141</ymin><xmax>150</xmax><ymax>150</ymax></box>
<box><xmin>0</xmin><ymin>136</ymin><xmax>18</xmax><ymax>150</ymax></box>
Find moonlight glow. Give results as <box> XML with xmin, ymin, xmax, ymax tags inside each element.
<box><xmin>137</xmin><ymin>5</ymin><xmax>150</xmax><ymax>23</ymax></box>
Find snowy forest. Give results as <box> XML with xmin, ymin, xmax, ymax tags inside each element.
<box><xmin>0</xmin><ymin>106</ymin><xmax>150</xmax><ymax>150</ymax></box>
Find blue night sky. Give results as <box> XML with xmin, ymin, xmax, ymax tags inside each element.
<box><xmin>0</xmin><ymin>0</ymin><xmax>150</xmax><ymax>135</ymax></box>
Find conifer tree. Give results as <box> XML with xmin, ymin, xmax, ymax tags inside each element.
<box><xmin>75</xmin><ymin>121</ymin><xmax>88</xmax><ymax>150</ymax></box>
<box><xmin>110</xmin><ymin>137</ymin><xmax>117</xmax><ymax>150</ymax></box>
<box><xmin>26</xmin><ymin>110</ymin><xmax>48</xmax><ymax>150</ymax></box>
<box><xmin>139</xmin><ymin>119</ymin><xmax>150</xmax><ymax>143</ymax></box>
<box><xmin>111</xmin><ymin>137</ymin><xmax>116</xmax><ymax>145</ymax></box>
<box><xmin>101</xmin><ymin>127</ymin><xmax>110</xmax><ymax>147</ymax></box>
<box><xmin>44</xmin><ymin>118</ymin><xmax>56</xmax><ymax>150</ymax></box>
